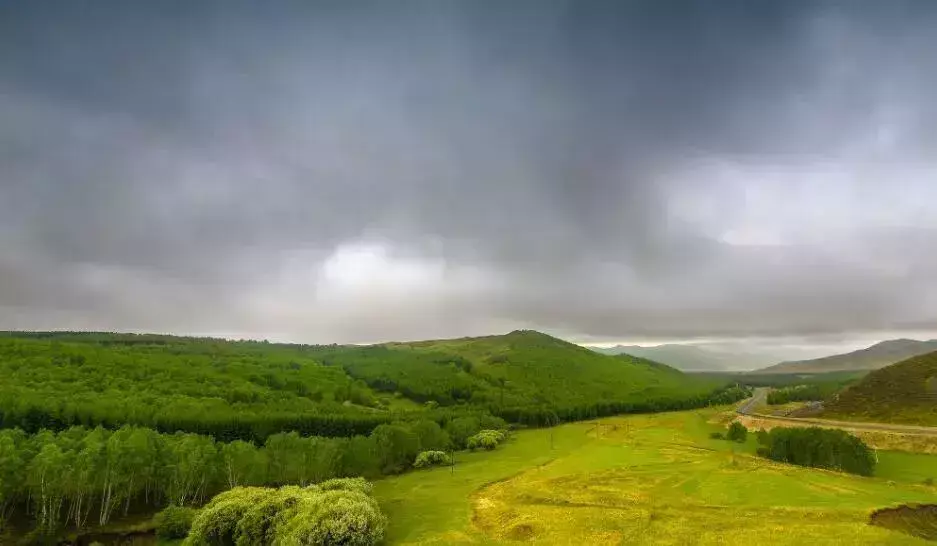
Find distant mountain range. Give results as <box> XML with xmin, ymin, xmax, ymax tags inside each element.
<box><xmin>755</xmin><ymin>338</ymin><xmax>937</xmax><ymax>374</ymax></box>
<box><xmin>587</xmin><ymin>344</ymin><xmax>780</xmax><ymax>372</ymax></box>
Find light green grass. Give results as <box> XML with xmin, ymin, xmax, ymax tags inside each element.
<box><xmin>374</xmin><ymin>408</ymin><xmax>937</xmax><ymax>544</ymax></box>
<box><xmin>876</xmin><ymin>451</ymin><xmax>937</xmax><ymax>484</ymax></box>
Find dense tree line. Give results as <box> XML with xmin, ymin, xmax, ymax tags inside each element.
<box><xmin>495</xmin><ymin>384</ymin><xmax>751</xmax><ymax>427</ymax></box>
<box><xmin>756</xmin><ymin>427</ymin><xmax>876</xmax><ymax>476</ymax></box>
<box><xmin>0</xmin><ymin>413</ymin><xmax>504</xmax><ymax>537</ymax></box>
<box><xmin>691</xmin><ymin>370</ymin><xmax>865</xmax><ymax>388</ymax></box>
<box><xmin>766</xmin><ymin>381</ymin><xmax>852</xmax><ymax>405</ymax></box>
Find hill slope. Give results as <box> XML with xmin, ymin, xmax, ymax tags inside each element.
<box><xmin>0</xmin><ymin>332</ymin><xmax>404</xmax><ymax>441</ymax></box>
<box><xmin>823</xmin><ymin>350</ymin><xmax>937</xmax><ymax>426</ymax></box>
<box><xmin>588</xmin><ymin>344</ymin><xmax>777</xmax><ymax>371</ymax></box>
<box><xmin>756</xmin><ymin>339</ymin><xmax>937</xmax><ymax>374</ymax></box>
<box><xmin>320</xmin><ymin>330</ymin><xmax>740</xmax><ymax>423</ymax></box>
<box><xmin>0</xmin><ymin>330</ymin><xmax>746</xmax><ymax>436</ymax></box>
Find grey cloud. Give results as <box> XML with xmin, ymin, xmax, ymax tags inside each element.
<box><xmin>1</xmin><ymin>1</ymin><xmax>937</xmax><ymax>345</ymax></box>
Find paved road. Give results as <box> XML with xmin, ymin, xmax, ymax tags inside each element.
<box><xmin>736</xmin><ymin>387</ymin><xmax>769</xmax><ymax>416</ymax></box>
<box><xmin>735</xmin><ymin>388</ymin><xmax>937</xmax><ymax>437</ymax></box>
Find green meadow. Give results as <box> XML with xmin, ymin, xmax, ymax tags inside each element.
<box><xmin>375</xmin><ymin>408</ymin><xmax>937</xmax><ymax>545</ymax></box>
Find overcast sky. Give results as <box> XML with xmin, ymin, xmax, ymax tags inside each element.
<box><xmin>2</xmin><ymin>1</ymin><xmax>936</xmax><ymax>351</ymax></box>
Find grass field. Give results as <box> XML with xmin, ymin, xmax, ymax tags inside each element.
<box><xmin>374</xmin><ymin>408</ymin><xmax>937</xmax><ymax>544</ymax></box>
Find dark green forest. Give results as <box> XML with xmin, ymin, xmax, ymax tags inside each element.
<box><xmin>0</xmin><ymin>330</ymin><xmax>748</xmax><ymax>540</ymax></box>
<box><xmin>756</xmin><ymin>427</ymin><xmax>876</xmax><ymax>476</ymax></box>
<box><xmin>766</xmin><ymin>375</ymin><xmax>859</xmax><ymax>405</ymax></box>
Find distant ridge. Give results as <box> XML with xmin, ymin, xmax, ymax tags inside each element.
<box><xmin>587</xmin><ymin>343</ymin><xmax>776</xmax><ymax>372</ymax></box>
<box><xmin>756</xmin><ymin>338</ymin><xmax>937</xmax><ymax>374</ymax></box>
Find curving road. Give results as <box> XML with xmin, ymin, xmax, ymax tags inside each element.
<box><xmin>735</xmin><ymin>388</ymin><xmax>937</xmax><ymax>437</ymax></box>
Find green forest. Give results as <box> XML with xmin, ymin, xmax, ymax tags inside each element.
<box><xmin>756</xmin><ymin>426</ymin><xmax>877</xmax><ymax>476</ymax></box>
<box><xmin>766</xmin><ymin>375</ymin><xmax>859</xmax><ymax>405</ymax></box>
<box><xmin>0</xmin><ymin>330</ymin><xmax>748</xmax><ymax>541</ymax></box>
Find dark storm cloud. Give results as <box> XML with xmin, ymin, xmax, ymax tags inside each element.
<box><xmin>2</xmin><ymin>1</ymin><xmax>937</xmax><ymax>344</ymax></box>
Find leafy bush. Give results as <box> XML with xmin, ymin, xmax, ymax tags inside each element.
<box><xmin>275</xmin><ymin>489</ymin><xmax>386</xmax><ymax>546</ymax></box>
<box><xmin>445</xmin><ymin>416</ymin><xmax>482</xmax><ymax>448</ymax></box>
<box><xmin>315</xmin><ymin>477</ymin><xmax>373</xmax><ymax>494</ymax></box>
<box><xmin>467</xmin><ymin>430</ymin><xmax>506</xmax><ymax>451</ymax></box>
<box><xmin>409</xmin><ymin>420</ymin><xmax>451</xmax><ymax>451</ymax></box>
<box><xmin>370</xmin><ymin>424</ymin><xmax>420</xmax><ymax>474</ymax></box>
<box><xmin>234</xmin><ymin>486</ymin><xmax>305</xmax><ymax>545</ymax></box>
<box><xmin>756</xmin><ymin>429</ymin><xmax>769</xmax><ymax>445</ymax></box>
<box><xmin>414</xmin><ymin>450</ymin><xmax>451</xmax><ymax>468</ymax></box>
<box><xmin>185</xmin><ymin>487</ymin><xmax>273</xmax><ymax>545</ymax></box>
<box><xmin>154</xmin><ymin>505</ymin><xmax>198</xmax><ymax>539</ymax></box>
<box><xmin>709</xmin><ymin>432</ymin><xmax>724</xmax><ymax>440</ymax></box>
<box><xmin>726</xmin><ymin>422</ymin><xmax>748</xmax><ymax>443</ymax></box>
<box><xmin>184</xmin><ymin>480</ymin><xmax>386</xmax><ymax>546</ymax></box>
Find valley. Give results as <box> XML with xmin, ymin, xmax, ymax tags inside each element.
<box><xmin>1</xmin><ymin>330</ymin><xmax>936</xmax><ymax>544</ymax></box>
<box><xmin>377</xmin><ymin>408</ymin><xmax>937</xmax><ymax>544</ymax></box>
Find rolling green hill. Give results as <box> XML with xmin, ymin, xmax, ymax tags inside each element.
<box><xmin>0</xmin><ymin>330</ymin><xmax>745</xmax><ymax>438</ymax></box>
<box><xmin>823</xmin><ymin>350</ymin><xmax>937</xmax><ymax>426</ymax></box>
<box><xmin>0</xmin><ymin>332</ymin><xmax>420</xmax><ymax>441</ymax></box>
<box><xmin>318</xmin><ymin>330</ymin><xmax>744</xmax><ymax>424</ymax></box>
<box><xmin>756</xmin><ymin>339</ymin><xmax>937</xmax><ymax>374</ymax></box>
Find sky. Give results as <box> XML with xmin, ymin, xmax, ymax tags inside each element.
<box><xmin>2</xmin><ymin>1</ymin><xmax>937</xmax><ymax>354</ymax></box>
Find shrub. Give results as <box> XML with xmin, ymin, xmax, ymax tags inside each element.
<box><xmin>234</xmin><ymin>486</ymin><xmax>305</xmax><ymax>546</ymax></box>
<box><xmin>185</xmin><ymin>480</ymin><xmax>386</xmax><ymax>546</ymax></box>
<box><xmin>445</xmin><ymin>416</ymin><xmax>482</xmax><ymax>448</ymax></box>
<box><xmin>414</xmin><ymin>450</ymin><xmax>451</xmax><ymax>468</ymax></box>
<box><xmin>274</xmin><ymin>488</ymin><xmax>386</xmax><ymax>546</ymax></box>
<box><xmin>756</xmin><ymin>429</ymin><xmax>769</xmax><ymax>445</ymax></box>
<box><xmin>709</xmin><ymin>432</ymin><xmax>724</xmax><ymax>440</ymax></box>
<box><xmin>409</xmin><ymin>420</ymin><xmax>451</xmax><ymax>452</ymax></box>
<box><xmin>467</xmin><ymin>429</ymin><xmax>505</xmax><ymax>451</ymax></box>
<box><xmin>726</xmin><ymin>422</ymin><xmax>748</xmax><ymax>443</ymax></box>
<box><xmin>315</xmin><ymin>477</ymin><xmax>373</xmax><ymax>494</ymax></box>
<box><xmin>371</xmin><ymin>424</ymin><xmax>420</xmax><ymax>474</ymax></box>
<box><xmin>154</xmin><ymin>505</ymin><xmax>197</xmax><ymax>539</ymax></box>
<box><xmin>185</xmin><ymin>487</ymin><xmax>274</xmax><ymax>545</ymax></box>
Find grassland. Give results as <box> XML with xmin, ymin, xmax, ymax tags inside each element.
<box><xmin>374</xmin><ymin>408</ymin><xmax>937</xmax><ymax>545</ymax></box>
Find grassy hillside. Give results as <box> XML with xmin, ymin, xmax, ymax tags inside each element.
<box><xmin>757</xmin><ymin>339</ymin><xmax>937</xmax><ymax>374</ymax></box>
<box><xmin>319</xmin><ymin>330</ymin><xmax>743</xmax><ymax>425</ymax></box>
<box><xmin>823</xmin><ymin>350</ymin><xmax>937</xmax><ymax>426</ymax></box>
